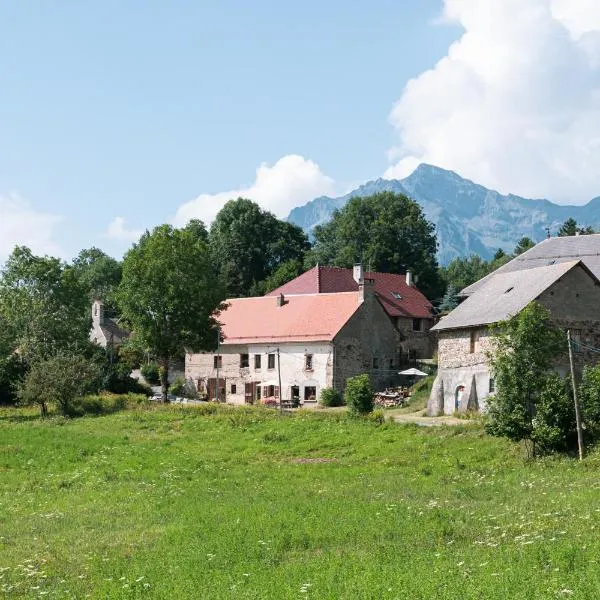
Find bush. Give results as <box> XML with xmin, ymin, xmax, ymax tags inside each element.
<box><xmin>367</xmin><ymin>408</ymin><xmax>386</xmax><ymax>425</ymax></box>
<box><xmin>71</xmin><ymin>393</ymin><xmax>147</xmax><ymax>416</ymax></box>
<box><xmin>345</xmin><ymin>374</ymin><xmax>373</xmax><ymax>416</ymax></box>
<box><xmin>168</xmin><ymin>376</ymin><xmax>198</xmax><ymax>399</ymax></box>
<box><xmin>579</xmin><ymin>364</ymin><xmax>600</xmax><ymax>442</ymax></box>
<box><xmin>100</xmin><ymin>362</ymin><xmax>152</xmax><ymax>396</ymax></box>
<box><xmin>319</xmin><ymin>388</ymin><xmax>344</xmax><ymax>407</ymax></box>
<box><xmin>141</xmin><ymin>362</ymin><xmax>160</xmax><ymax>385</ymax></box>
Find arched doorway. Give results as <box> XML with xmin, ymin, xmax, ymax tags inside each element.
<box><xmin>455</xmin><ymin>385</ymin><xmax>465</xmax><ymax>411</ymax></box>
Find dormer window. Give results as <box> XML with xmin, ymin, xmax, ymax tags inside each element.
<box><xmin>391</xmin><ymin>292</ymin><xmax>402</xmax><ymax>300</ymax></box>
<box><xmin>504</xmin><ymin>287</ymin><xmax>514</xmax><ymax>294</ymax></box>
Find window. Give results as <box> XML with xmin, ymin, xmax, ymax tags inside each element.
<box><xmin>391</xmin><ymin>292</ymin><xmax>402</xmax><ymax>300</ymax></box>
<box><xmin>231</xmin><ymin>384</ymin><xmax>237</xmax><ymax>394</ymax></box>
<box><xmin>240</xmin><ymin>353</ymin><xmax>249</xmax><ymax>368</ymax></box>
<box><xmin>504</xmin><ymin>286</ymin><xmax>514</xmax><ymax>294</ymax></box>
<box><xmin>412</xmin><ymin>318</ymin><xmax>422</xmax><ymax>332</ymax></box>
<box><xmin>213</xmin><ymin>355</ymin><xmax>222</xmax><ymax>369</ymax></box>
<box><xmin>488</xmin><ymin>378</ymin><xmax>495</xmax><ymax>394</ymax></box>
<box><xmin>268</xmin><ymin>353</ymin><xmax>275</xmax><ymax>369</ymax></box>
<box><xmin>254</xmin><ymin>354</ymin><xmax>262</xmax><ymax>369</ymax></box>
<box><xmin>305</xmin><ymin>354</ymin><xmax>313</xmax><ymax>371</ymax></box>
<box><xmin>470</xmin><ymin>330</ymin><xmax>480</xmax><ymax>354</ymax></box>
<box><xmin>304</xmin><ymin>386</ymin><xmax>317</xmax><ymax>401</ymax></box>
<box><xmin>372</xmin><ymin>357</ymin><xmax>379</xmax><ymax>369</ymax></box>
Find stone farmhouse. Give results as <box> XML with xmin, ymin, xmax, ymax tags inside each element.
<box><xmin>428</xmin><ymin>235</ymin><xmax>600</xmax><ymax>415</ymax></box>
<box><xmin>89</xmin><ymin>300</ymin><xmax>129</xmax><ymax>349</ymax></box>
<box><xmin>268</xmin><ymin>264</ymin><xmax>435</xmax><ymax>362</ymax></box>
<box><xmin>185</xmin><ymin>276</ymin><xmax>403</xmax><ymax>406</ymax></box>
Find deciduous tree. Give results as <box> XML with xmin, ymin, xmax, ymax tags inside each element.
<box><xmin>117</xmin><ymin>224</ymin><xmax>225</xmax><ymax>402</ymax></box>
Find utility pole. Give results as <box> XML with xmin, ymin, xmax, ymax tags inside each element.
<box><xmin>567</xmin><ymin>329</ymin><xmax>584</xmax><ymax>460</ymax></box>
<box><xmin>215</xmin><ymin>327</ymin><xmax>220</xmax><ymax>403</ymax></box>
<box><xmin>277</xmin><ymin>347</ymin><xmax>283</xmax><ymax>414</ymax></box>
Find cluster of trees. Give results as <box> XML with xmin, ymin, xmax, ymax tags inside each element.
<box><xmin>486</xmin><ymin>303</ymin><xmax>600</xmax><ymax>457</ymax></box>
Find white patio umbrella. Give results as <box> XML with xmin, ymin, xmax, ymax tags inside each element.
<box><xmin>398</xmin><ymin>368</ymin><xmax>428</xmax><ymax>377</ymax></box>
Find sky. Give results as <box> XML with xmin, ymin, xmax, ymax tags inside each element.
<box><xmin>2</xmin><ymin>0</ymin><xmax>600</xmax><ymax>262</ymax></box>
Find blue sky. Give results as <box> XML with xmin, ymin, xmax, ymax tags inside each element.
<box><xmin>0</xmin><ymin>0</ymin><xmax>458</xmax><ymax>260</ymax></box>
<box><xmin>4</xmin><ymin>1</ymin><xmax>600</xmax><ymax>262</ymax></box>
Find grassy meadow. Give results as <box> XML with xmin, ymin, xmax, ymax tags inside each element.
<box><xmin>2</xmin><ymin>403</ymin><xmax>600</xmax><ymax>599</ymax></box>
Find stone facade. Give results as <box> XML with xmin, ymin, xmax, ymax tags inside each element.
<box><xmin>89</xmin><ymin>300</ymin><xmax>129</xmax><ymax>349</ymax></box>
<box><xmin>428</xmin><ymin>266</ymin><xmax>600</xmax><ymax>415</ymax></box>
<box><xmin>395</xmin><ymin>316</ymin><xmax>434</xmax><ymax>361</ymax></box>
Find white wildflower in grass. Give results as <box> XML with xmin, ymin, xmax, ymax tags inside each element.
<box><xmin>135</xmin><ymin>576</ymin><xmax>145</xmax><ymax>582</ymax></box>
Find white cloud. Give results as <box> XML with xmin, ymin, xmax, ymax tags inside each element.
<box><xmin>106</xmin><ymin>217</ymin><xmax>143</xmax><ymax>242</ymax></box>
<box><xmin>0</xmin><ymin>193</ymin><xmax>63</xmax><ymax>262</ymax></box>
<box><xmin>386</xmin><ymin>0</ymin><xmax>600</xmax><ymax>203</ymax></box>
<box><xmin>173</xmin><ymin>154</ymin><xmax>335</xmax><ymax>226</ymax></box>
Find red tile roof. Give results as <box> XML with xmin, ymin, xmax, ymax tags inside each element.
<box><xmin>268</xmin><ymin>266</ymin><xmax>433</xmax><ymax>319</ymax></box>
<box><xmin>218</xmin><ymin>292</ymin><xmax>362</xmax><ymax>345</ymax></box>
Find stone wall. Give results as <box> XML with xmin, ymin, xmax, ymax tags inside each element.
<box><xmin>395</xmin><ymin>317</ymin><xmax>435</xmax><ymax>361</ymax></box>
<box><xmin>333</xmin><ymin>288</ymin><xmax>403</xmax><ymax>392</ymax></box>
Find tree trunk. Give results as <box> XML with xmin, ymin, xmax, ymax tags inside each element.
<box><xmin>40</xmin><ymin>401</ymin><xmax>48</xmax><ymax>418</ymax></box>
<box><xmin>160</xmin><ymin>357</ymin><xmax>170</xmax><ymax>403</ymax></box>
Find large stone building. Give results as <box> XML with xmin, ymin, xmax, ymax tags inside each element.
<box><xmin>428</xmin><ymin>259</ymin><xmax>600</xmax><ymax>415</ymax></box>
<box><xmin>185</xmin><ymin>278</ymin><xmax>402</xmax><ymax>406</ymax></box>
<box><xmin>268</xmin><ymin>264</ymin><xmax>435</xmax><ymax>363</ymax></box>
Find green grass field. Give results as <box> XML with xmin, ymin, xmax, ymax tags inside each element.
<box><xmin>2</xmin><ymin>403</ymin><xmax>600</xmax><ymax>599</ymax></box>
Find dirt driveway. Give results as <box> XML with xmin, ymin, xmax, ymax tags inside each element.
<box><xmin>391</xmin><ymin>410</ymin><xmax>475</xmax><ymax>427</ymax></box>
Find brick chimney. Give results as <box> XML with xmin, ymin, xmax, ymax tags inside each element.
<box><xmin>406</xmin><ymin>270</ymin><xmax>413</xmax><ymax>287</ymax></box>
<box><xmin>359</xmin><ymin>277</ymin><xmax>375</xmax><ymax>303</ymax></box>
<box><xmin>353</xmin><ymin>263</ymin><xmax>363</xmax><ymax>284</ymax></box>
<box><xmin>92</xmin><ymin>299</ymin><xmax>104</xmax><ymax>325</ymax></box>
<box><xmin>276</xmin><ymin>293</ymin><xmax>285</xmax><ymax>307</ymax></box>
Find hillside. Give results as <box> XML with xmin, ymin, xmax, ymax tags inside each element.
<box><xmin>287</xmin><ymin>164</ymin><xmax>600</xmax><ymax>265</ymax></box>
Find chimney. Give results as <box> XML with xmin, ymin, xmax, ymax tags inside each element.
<box><xmin>276</xmin><ymin>293</ymin><xmax>285</xmax><ymax>307</ymax></box>
<box><xmin>353</xmin><ymin>263</ymin><xmax>363</xmax><ymax>284</ymax></box>
<box><xmin>92</xmin><ymin>299</ymin><xmax>104</xmax><ymax>325</ymax></box>
<box><xmin>359</xmin><ymin>277</ymin><xmax>375</xmax><ymax>303</ymax></box>
<box><xmin>406</xmin><ymin>270</ymin><xmax>413</xmax><ymax>287</ymax></box>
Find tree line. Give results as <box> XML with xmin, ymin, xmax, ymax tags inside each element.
<box><xmin>0</xmin><ymin>192</ymin><xmax>595</xmax><ymax>413</ymax></box>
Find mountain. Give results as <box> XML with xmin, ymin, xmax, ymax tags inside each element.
<box><xmin>286</xmin><ymin>164</ymin><xmax>600</xmax><ymax>265</ymax></box>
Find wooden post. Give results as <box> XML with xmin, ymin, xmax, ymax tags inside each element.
<box><xmin>567</xmin><ymin>329</ymin><xmax>584</xmax><ymax>460</ymax></box>
<box><xmin>277</xmin><ymin>347</ymin><xmax>283</xmax><ymax>414</ymax></box>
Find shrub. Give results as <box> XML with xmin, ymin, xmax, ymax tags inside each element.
<box><xmin>579</xmin><ymin>364</ymin><xmax>600</xmax><ymax>442</ymax></box>
<box><xmin>169</xmin><ymin>376</ymin><xmax>186</xmax><ymax>396</ymax></box>
<box><xmin>72</xmin><ymin>393</ymin><xmax>145</xmax><ymax>416</ymax></box>
<box><xmin>319</xmin><ymin>388</ymin><xmax>344</xmax><ymax>407</ymax></box>
<box><xmin>345</xmin><ymin>374</ymin><xmax>373</xmax><ymax>416</ymax></box>
<box><xmin>141</xmin><ymin>362</ymin><xmax>160</xmax><ymax>385</ymax></box>
<box><xmin>100</xmin><ymin>362</ymin><xmax>152</xmax><ymax>396</ymax></box>
<box><xmin>367</xmin><ymin>408</ymin><xmax>386</xmax><ymax>425</ymax></box>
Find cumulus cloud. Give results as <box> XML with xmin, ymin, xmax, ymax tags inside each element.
<box><xmin>386</xmin><ymin>0</ymin><xmax>600</xmax><ymax>203</ymax></box>
<box><xmin>173</xmin><ymin>154</ymin><xmax>335</xmax><ymax>226</ymax></box>
<box><xmin>0</xmin><ymin>193</ymin><xmax>63</xmax><ymax>262</ymax></box>
<box><xmin>106</xmin><ymin>217</ymin><xmax>144</xmax><ymax>242</ymax></box>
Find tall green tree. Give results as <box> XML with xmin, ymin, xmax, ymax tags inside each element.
<box><xmin>440</xmin><ymin>255</ymin><xmax>491</xmax><ymax>293</ymax></box>
<box><xmin>70</xmin><ymin>247</ymin><xmax>122</xmax><ymax>309</ymax></box>
<box><xmin>117</xmin><ymin>224</ymin><xmax>225</xmax><ymax>402</ymax></box>
<box><xmin>0</xmin><ymin>246</ymin><xmax>89</xmax><ymax>362</ymax></box>
<box><xmin>557</xmin><ymin>218</ymin><xmax>595</xmax><ymax>237</ymax></box>
<box><xmin>486</xmin><ymin>303</ymin><xmax>568</xmax><ymax>456</ymax></box>
<box><xmin>514</xmin><ymin>237</ymin><xmax>535</xmax><ymax>255</ymax></box>
<box><xmin>209</xmin><ymin>198</ymin><xmax>310</xmax><ymax>297</ymax></box>
<box><xmin>307</xmin><ymin>192</ymin><xmax>443</xmax><ymax>299</ymax></box>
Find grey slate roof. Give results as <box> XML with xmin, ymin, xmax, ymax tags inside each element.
<box><xmin>100</xmin><ymin>318</ymin><xmax>129</xmax><ymax>344</ymax></box>
<box><xmin>432</xmin><ymin>261</ymin><xmax>581</xmax><ymax>331</ymax></box>
<box><xmin>461</xmin><ymin>234</ymin><xmax>600</xmax><ymax>297</ymax></box>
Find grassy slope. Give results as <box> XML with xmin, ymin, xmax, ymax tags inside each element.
<box><xmin>1</xmin><ymin>405</ymin><xmax>600</xmax><ymax>599</ymax></box>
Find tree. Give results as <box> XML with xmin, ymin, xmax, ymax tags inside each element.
<box><xmin>578</xmin><ymin>365</ymin><xmax>600</xmax><ymax>441</ymax></box>
<box><xmin>307</xmin><ymin>192</ymin><xmax>443</xmax><ymax>299</ymax></box>
<box><xmin>117</xmin><ymin>224</ymin><xmax>225</xmax><ymax>402</ymax></box>
<box><xmin>486</xmin><ymin>302</ymin><xmax>567</xmax><ymax>456</ymax></box>
<box><xmin>17</xmin><ymin>352</ymin><xmax>100</xmax><ymax>417</ymax></box>
<box><xmin>70</xmin><ymin>247</ymin><xmax>122</xmax><ymax>309</ymax></box>
<box><xmin>493</xmin><ymin>248</ymin><xmax>507</xmax><ymax>262</ymax></box>
<box><xmin>440</xmin><ymin>255</ymin><xmax>491</xmax><ymax>293</ymax></box>
<box><xmin>514</xmin><ymin>237</ymin><xmax>535</xmax><ymax>255</ymax></box>
<box><xmin>437</xmin><ymin>284</ymin><xmax>460</xmax><ymax>313</ymax></box>
<box><xmin>209</xmin><ymin>199</ymin><xmax>310</xmax><ymax>297</ymax></box>
<box><xmin>261</xmin><ymin>259</ymin><xmax>304</xmax><ymax>294</ymax></box>
<box><xmin>344</xmin><ymin>374</ymin><xmax>374</xmax><ymax>415</ymax></box>
<box><xmin>0</xmin><ymin>246</ymin><xmax>89</xmax><ymax>363</ymax></box>
<box><xmin>558</xmin><ymin>218</ymin><xmax>595</xmax><ymax>237</ymax></box>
